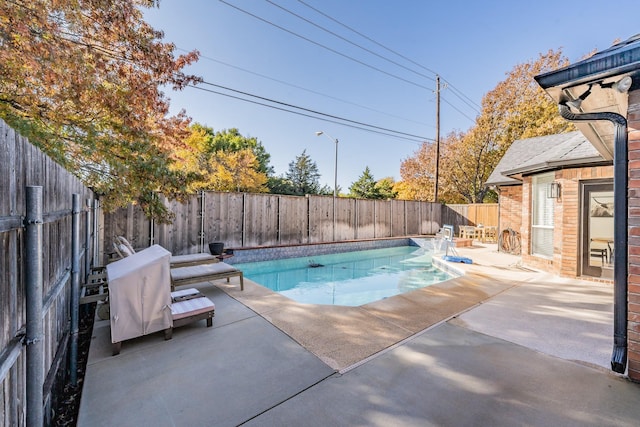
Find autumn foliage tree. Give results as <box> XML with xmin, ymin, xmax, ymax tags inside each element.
<box><xmin>397</xmin><ymin>141</ymin><xmax>436</xmax><ymax>201</ymax></box>
<box><xmin>0</xmin><ymin>0</ymin><xmax>201</xmax><ymax>219</ymax></box>
<box><xmin>178</xmin><ymin>125</ymin><xmax>269</xmax><ymax>193</ymax></box>
<box><xmin>398</xmin><ymin>49</ymin><xmax>576</xmax><ymax>203</ymax></box>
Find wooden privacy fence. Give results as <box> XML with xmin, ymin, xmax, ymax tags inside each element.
<box><xmin>442</xmin><ymin>203</ymin><xmax>498</xmax><ymax>236</ymax></box>
<box><xmin>0</xmin><ymin>120</ymin><xmax>97</xmax><ymax>426</ymax></box>
<box><xmin>102</xmin><ymin>192</ymin><xmax>443</xmax><ymax>259</ymax></box>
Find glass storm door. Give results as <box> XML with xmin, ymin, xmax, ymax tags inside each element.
<box><xmin>581</xmin><ymin>181</ymin><xmax>614</xmax><ymax>279</ymax></box>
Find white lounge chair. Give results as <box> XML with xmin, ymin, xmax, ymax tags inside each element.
<box><xmin>170</xmin><ymin>262</ymin><xmax>244</xmax><ymax>291</ymax></box>
<box><xmin>112</xmin><ymin>236</ymin><xmax>218</xmax><ymax>267</ymax></box>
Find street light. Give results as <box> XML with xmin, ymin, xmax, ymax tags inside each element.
<box><xmin>315</xmin><ymin>131</ymin><xmax>338</xmax><ymax>198</ymax></box>
<box><xmin>316</xmin><ymin>131</ymin><xmax>339</xmax><ymax>242</ymax></box>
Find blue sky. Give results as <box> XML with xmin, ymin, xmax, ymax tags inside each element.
<box><xmin>145</xmin><ymin>0</ymin><xmax>639</xmax><ymax>191</ymax></box>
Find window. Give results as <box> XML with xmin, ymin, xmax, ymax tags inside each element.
<box><xmin>531</xmin><ymin>173</ymin><xmax>554</xmax><ymax>258</ymax></box>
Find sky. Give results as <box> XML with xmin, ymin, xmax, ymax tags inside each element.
<box><xmin>144</xmin><ymin>0</ymin><xmax>640</xmax><ymax>192</ymax></box>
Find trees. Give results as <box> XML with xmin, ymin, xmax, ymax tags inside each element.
<box><xmin>0</xmin><ymin>0</ymin><xmax>200</xmax><ymax>218</ymax></box>
<box><xmin>398</xmin><ymin>49</ymin><xmax>574</xmax><ymax>203</ymax></box>
<box><xmin>348</xmin><ymin>167</ymin><xmax>397</xmax><ymax>199</ymax></box>
<box><xmin>375</xmin><ymin>177</ymin><xmax>398</xmax><ymax>200</ymax></box>
<box><xmin>349</xmin><ymin>167</ymin><xmax>379</xmax><ymax>199</ymax></box>
<box><xmin>199</xmin><ymin>127</ymin><xmax>273</xmax><ymax>176</ymax></box>
<box><xmin>178</xmin><ymin>125</ymin><xmax>269</xmax><ymax>193</ymax></box>
<box><xmin>268</xmin><ymin>150</ymin><xmax>335</xmax><ymax>196</ymax></box>
<box><xmin>397</xmin><ymin>142</ymin><xmax>436</xmax><ymax>201</ymax></box>
<box><xmin>282</xmin><ymin>150</ymin><xmax>323</xmax><ymax>196</ymax></box>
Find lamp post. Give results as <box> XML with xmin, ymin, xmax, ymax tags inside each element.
<box><xmin>315</xmin><ymin>131</ymin><xmax>338</xmax><ymax>241</ymax></box>
<box><xmin>315</xmin><ymin>131</ymin><xmax>338</xmax><ymax>198</ymax></box>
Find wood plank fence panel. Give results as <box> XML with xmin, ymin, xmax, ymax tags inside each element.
<box><xmin>244</xmin><ymin>193</ymin><xmax>279</xmax><ymax>247</ymax></box>
<box><xmin>203</xmin><ymin>192</ymin><xmax>244</xmax><ymax>249</ymax></box>
<box><xmin>374</xmin><ymin>200</ymin><xmax>392</xmax><ymax>238</ymax></box>
<box><xmin>391</xmin><ymin>200</ymin><xmax>406</xmax><ymax>237</ymax></box>
<box><xmin>468</xmin><ymin>203</ymin><xmax>498</xmax><ymax>227</ymax></box>
<box><xmin>355</xmin><ymin>199</ymin><xmax>376</xmax><ymax>239</ymax></box>
<box><xmin>335</xmin><ymin>197</ymin><xmax>356</xmax><ymax>241</ymax></box>
<box><xmin>278</xmin><ymin>195</ymin><xmax>308</xmax><ymax>245</ymax></box>
<box><xmin>158</xmin><ymin>194</ymin><xmax>201</xmax><ymax>255</ymax></box>
<box><xmin>441</xmin><ymin>204</ymin><xmax>469</xmax><ymax>236</ymax></box>
<box><xmin>102</xmin><ymin>203</ymin><xmax>149</xmax><ymax>262</ymax></box>
<box><xmin>421</xmin><ymin>202</ymin><xmax>441</xmax><ymax>235</ymax></box>
<box><xmin>308</xmin><ymin>196</ymin><xmax>333</xmax><ymax>243</ymax></box>
<box><xmin>405</xmin><ymin>201</ymin><xmax>420</xmax><ymax>235</ymax></box>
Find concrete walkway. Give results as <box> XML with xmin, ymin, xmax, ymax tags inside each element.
<box><xmin>78</xmin><ymin>244</ymin><xmax>640</xmax><ymax>426</ymax></box>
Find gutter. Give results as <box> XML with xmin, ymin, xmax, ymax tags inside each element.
<box><xmin>535</xmin><ymin>35</ymin><xmax>640</xmax><ymax>90</ymax></box>
<box><xmin>501</xmin><ymin>156</ymin><xmax>609</xmax><ymax>177</ymax></box>
<box><xmin>558</xmin><ymin>104</ymin><xmax>628</xmax><ymax>374</ymax></box>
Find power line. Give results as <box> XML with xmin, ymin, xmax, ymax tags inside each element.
<box><xmin>440</xmin><ymin>78</ymin><xmax>482</xmax><ymax>112</ymax></box>
<box><xmin>441</xmin><ymin>96</ymin><xmax>477</xmax><ymax>123</ymax></box>
<box><xmin>264</xmin><ymin>0</ymin><xmax>436</xmax><ymax>83</ymax></box>
<box><xmin>295</xmin><ymin>0</ymin><xmax>439</xmax><ymax>75</ymax></box>
<box><xmin>295</xmin><ymin>0</ymin><xmax>481</xmax><ymax>113</ymax></box>
<box><xmin>187</xmin><ymin>83</ymin><xmax>431</xmax><ymax>144</ymax></box>
<box><xmin>197</xmin><ymin>79</ymin><xmax>433</xmax><ymax>141</ymax></box>
<box><xmin>218</xmin><ymin>0</ymin><xmax>433</xmax><ymax>91</ymax></box>
<box><xmin>178</xmin><ymin>48</ymin><xmax>435</xmax><ymax>128</ymax></box>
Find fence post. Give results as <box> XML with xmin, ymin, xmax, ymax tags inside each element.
<box><xmin>93</xmin><ymin>199</ymin><xmax>101</xmax><ymax>267</ymax></box>
<box><xmin>70</xmin><ymin>194</ymin><xmax>81</xmax><ymax>386</ymax></box>
<box><xmin>241</xmin><ymin>193</ymin><xmax>246</xmax><ymax>247</ymax></box>
<box><xmin>25</xmin><ymin>186</ymin><xmax>44</xmax><ymax>427</ymax></box>
<box><xmin>84</xmin><ymin>198</ymin><xmax>92</xmax><ymax>282</ymax></box>
<box><xmin>390</xmin><ymin>200</ymin><xmax>393</xmax><ymax>237</ymax></box>
<box><xmin>277</xmin><ymin>195</ymin><xmax>281</xmax><ymax>244</ymax></box>
<box><xmin>198</xmin><ymin>190</ymin><xmax>205</xmax><ymax>253</ymax></box>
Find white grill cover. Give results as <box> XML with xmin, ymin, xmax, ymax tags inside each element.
<box><xmin>107</xmin><ymin>245</ymin><xmax>173</xmax><ymax>343</ymax></box>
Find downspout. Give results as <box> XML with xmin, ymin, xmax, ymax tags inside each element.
<box><xmin>559</xmin><ymin>103</ymin><xmax>628</xmax><ymax>373</ymax></box>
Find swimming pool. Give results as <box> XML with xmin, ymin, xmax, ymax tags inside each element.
<box><xmin>237</xmin><ymin>246</ymin><xmax>453</xmax><ymax>306</ymax></box>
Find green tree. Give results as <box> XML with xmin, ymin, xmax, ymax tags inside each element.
<box><xmin>0</xmin><ymin>0</ymin><xmax>201</xmax><ymax>219</ymax></box>
<box><xmin>177</xmin><ymin>124</ymin><xmax>269</xmax><ymax>192</ymax></box>
<box><xmin>284</xmin><ymin>150</ymin><xmax>322</xmax><ymax>196</ymax></box>
<box><xmin>267</xmin><ymin>176</ymin><xmax>295</xmax><ymax>195</ymax></box>
<box><xmin>201</xmin><ymin>127</ymin><xmax>273</xmax><ymax>176</ymax></box>
<box><xmin>376</xmin><ymin>177</ymin><xmax>398</xmax><ymax>199</ymax></box>
<box><xmin>349</xmin><ymin>167</ymin><xmax>382</xmax><ymax>199</ymax></box>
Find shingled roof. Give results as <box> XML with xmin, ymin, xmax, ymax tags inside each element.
<box><xmin>485</xmin><ymin>131</ymin><xmax>608</xmax><ymax>187</ymax></box>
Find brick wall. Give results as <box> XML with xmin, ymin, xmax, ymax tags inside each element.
<box><xmin>498</xmin><ymin>185</ymin><xmax>522</xmax><ymax>236</ymax></box>
<box><xmin>627</xmin><ymin>88</ymin><xmax>640</xmax><ymax>380</ymax></box>
<box><xmin>510</xmin><ymin>167</ymin><xmax>613</xmax><ymax>277</ymax></box>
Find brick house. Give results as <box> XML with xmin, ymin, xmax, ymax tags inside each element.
<box><xmin>528</xmin><ymin>34</ymin><xmax>640</xmax><ymax>378</ymax></box>
<box><xmin>486</xmin><ymin>131</ymin><xmax>614</xmax><ymax>279</ymax></box>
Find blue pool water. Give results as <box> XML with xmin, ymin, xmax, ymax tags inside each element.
<box><xmin>237</xmin><ymin>246</ymin><xmax>453</xmax><ymax>306</ymax></box>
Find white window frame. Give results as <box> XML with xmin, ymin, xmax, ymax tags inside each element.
<box><xmin>531</xmin><ymin>173</ymin><xmax>555</xmax><ymax>259</ymax></box>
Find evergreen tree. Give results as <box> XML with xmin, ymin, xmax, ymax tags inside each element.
<box><xmin>349</xmin><ymin>167</ymin><xmax>382</xmax><ymax>199</ymax></box>
<box><xmin>284</xmin><ymin>150</ymin><xmax>322</xmax><ymax>196</ymax></box>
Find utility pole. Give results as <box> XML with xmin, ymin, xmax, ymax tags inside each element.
<box><xmin>434</xmin><ymin>75</ymin><xmax>441</xmax><ymax>203</ymax></box>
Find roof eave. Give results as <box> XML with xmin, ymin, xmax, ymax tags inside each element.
<box><xmin>485</xmin><ymin>178</ymin><xmax>522</xmax><ymax>187</ymax></box>
<box><xmin>535</xmin><ymin>36</ymin><xmax>640</xmax><ymax>92</ymax></box>
<box><xmin>502</xmin><ymin>156</ymin><xmax>608</xmax><ymax>177</ymax></box>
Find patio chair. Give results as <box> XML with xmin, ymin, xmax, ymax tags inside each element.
<box><xmin>113</xmin><ymin>287</ymin><xmax>216</xmax><ymax>355</ymax></box>
<box><xmin>112</xmin><ymin>236</ymin><xmax>218</xmax><ymax>268</ymax></box>
<box><xmin>108</xmin><ymin>246</ymin><xmax>217</xmax><ymax>355</ymax></box>
<box><xmin>164</xmin><ymin>288</ymin><xmax>215</xmax><ymax>340</ymax></box>
<box><xmin>459</xmin><ymin>225</ymin><xmax>476</xmax><ymax>240</ymax></box>
<box><xmin>170</xmin><ymin>262</ymin><xmax>244</xmax><ymax>291</ymax></box>
<box><xmin>483</xmin><ymin>226</ymin><xmax>498</xmax><ymax>243</ymax></box>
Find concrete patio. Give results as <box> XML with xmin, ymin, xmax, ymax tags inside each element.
<box><xmin>77</xmin><ymin>243</ymin><xmax>640</xmax><ymax>426</ymax></box>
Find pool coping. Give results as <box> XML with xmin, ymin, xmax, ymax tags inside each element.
<box><xmin>225</xmin><ymin>236</ymin><xmax>430</xmax><ymax>264</ymax></box>
<box><xmin>214</xmin><ymin>243</ymin><xmax>533</xmax><ymax>371</ymax></box>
